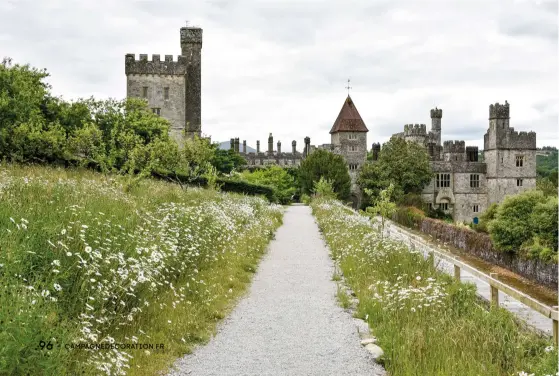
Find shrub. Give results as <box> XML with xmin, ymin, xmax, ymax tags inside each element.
<box><xmin>392</xmin><ymin>206</ymin><xmax>425</xmax><ymax>229</ymax></box>
<box><xmin>473</xmin><ymin>202</ymin><xmax>499</xmax><ymax>233</ymax></box>
<box><xmin>313</xmin><ymin>176</ymin><xmax>337</xmax><ymax>199</ymax></box>
<box><xmin>240</xmin><ymin>165</ymin><xmax>296</xmax><ymax>204</ymax></box>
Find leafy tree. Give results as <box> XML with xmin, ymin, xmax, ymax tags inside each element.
<box><xmin>299</xmin><ymin>149</ymin><xmax>351</xmax><ymax>201</ymax></box>
<box><xmin>365</xmin><ymin>183</ymin><xmax>397</xmax><ymax>238</ymax></box>
<box><xmin>358</xmin><ymin>137</ymin><xmax>432</xmax><ymax>207</ymax></box>
<box><xmin>536</xmin><ymin>176</ymin><xmax>557</xmax><ymax>197</ymax></box>
<box><xmin>210</xmin><ymin>147</ymin><xmax>246</xmax><ymax>174</ymax></box>
<box><xmin>241</xmin><ymin>166</ymin><xmax>296</xmax><ymax>204</ymax></box>
<box><xmin>488</xmin><ymin>190</ymin><xmax>547</xmax><ymax>253</ymax></box>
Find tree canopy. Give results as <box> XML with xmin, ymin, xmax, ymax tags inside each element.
<box><xmin>358</xmin><ymin>137</ymin><xmax>432</xmax><ymax>206</ymax></box>
<box><xmin>298</xmin><ymin>149</ymin><xmax>351</xmax><ymax>201</ymax></box>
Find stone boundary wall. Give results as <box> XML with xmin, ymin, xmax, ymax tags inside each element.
<box><xmin>416</xmin><ymin>217</ymin><xmax>558</xmax><ymax>288</ymax></box>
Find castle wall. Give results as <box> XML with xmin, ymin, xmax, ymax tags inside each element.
<box><xmin>126</xmin><ymin>73</ymin><xmax>186</xmax><ymax>146</ymax></box>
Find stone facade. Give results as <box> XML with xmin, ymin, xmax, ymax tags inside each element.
<box><xmin>125</xmin><ymin>26</ymin><xmax>202</xmax><ymax>147</ymax></box>
<box><xmin>390</xmin><ymin>101</ymin><xmax>536</xmax><ymax>223</ymax></box>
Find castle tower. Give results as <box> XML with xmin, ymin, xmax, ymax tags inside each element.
<box><xmin>483</xmin><ymin>101</ymin><xmax>537</xmax><ymax>205</ymax></box>
<box><xmin>330</xmin><ymin>95</ymin><xmax>369</xmax><ymax>206</ymax></box>
<box><xmin>125</xmin><ymin>26</ymin><xmax>202</xmax><ymax>147</ymax></box>
<box><xmin>181</xmin><ymin>26</ymin><xmax>203</xmax><ymax>139</ymax></box>
<box><xmin>430</xmin><ymin>107</ymin><xmax>442</xmax><ymax>146</ymax></box>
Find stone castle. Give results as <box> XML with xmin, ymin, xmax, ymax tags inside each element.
<box><xmin>125</xmin><ymin>26</ymin><xmax>537</xmax><ymax>222</ymax></box>
<box><xmin>387</xmin><ymin>100</ymin><xmax>536</xmax><ymax>223</ymax></box>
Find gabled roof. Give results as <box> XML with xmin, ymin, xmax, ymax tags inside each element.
<box><xmin>329</xmin><ymin>95</ymin><xmax>369</xmax><ymax>134</ymax></box>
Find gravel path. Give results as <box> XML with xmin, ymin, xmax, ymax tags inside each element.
<box><xmin>168</xmin><ymin>204</ymin><xmax>385</xmax><ymax>376</ymax></box>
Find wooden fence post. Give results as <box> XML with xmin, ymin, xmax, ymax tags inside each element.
<box><xmin>454</xmin><ymin>264</ymin><xmax>460</xmax><ymax>281</ymax></box>
<box><xmin>553</xmin><ymin>306</ymin><xmax>558</xmax><ymax>346</ymax></box>
<box><xmin>490</xmin><ymin>273</ymin><xmax>499</xmax><ymax>307</ymax></box>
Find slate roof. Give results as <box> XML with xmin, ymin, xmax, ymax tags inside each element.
<box><xmin>329</xmin><ymin>95</ymin><xmax>369</xmax><ymax>134</ymax></box>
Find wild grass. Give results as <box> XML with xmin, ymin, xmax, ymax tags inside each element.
<box><xmin>311</xmin><ymin>198</ymin><xmax>558</xmax><ymax>376</ymax></box>
<box><xmin>0</xmin><ymin>163</ymin><xmax>283</xmax><ymax>376</ymax></box>
<box><xmin>336</xmin><ymin>283</ymin><xmax>352</xmax><ymax>309</ymax></box>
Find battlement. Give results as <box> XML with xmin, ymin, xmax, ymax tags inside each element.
<box><xmin>404</xmin><ymin>123</ymin><xmax>427</xmax><ymax>136</ymax></box>
<box><xmin>430</xmin><ymin>107</ymin><xmax>442</xmax><ymax>118</ymax></box>
<box><xmin>443</xmin><ymin>140</ymin><xmax>466</xmax><ymax>154</ymax></box>
<box><xmin>509</xmin><ymin>130</ymin><xmax>537</xmax><ymax>149</ymax></box>
<box><xmin>125</xmin><ymin>53</ymin><xmax>188</xmax><ymax>75</ymax></box>
<box><xmin>489</xmin><ymin>101</ymin><xmax>510</xmax><ymax>119</ymax></box>
<box><xmin>180</xmin><ymin>27</ymin><xmax>203</xmax><ymax>45</ymax></box>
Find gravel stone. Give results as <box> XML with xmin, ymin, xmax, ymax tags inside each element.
<box><xmin>167</xmin><ymin>205</ymin><xmax>385</xmax><ymax>376</ymax></box>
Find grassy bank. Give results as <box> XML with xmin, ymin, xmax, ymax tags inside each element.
<box><xmin>311</xmin><ymin>198</ymin><xmax>557</xmax><ymax>376</ymax></box>
<box><xmin>0</xmin><ymin>164</ymin><xmax>283</xmax><ymax>376</ymax></box>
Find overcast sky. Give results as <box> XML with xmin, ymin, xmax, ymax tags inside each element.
<box><xmin>1</xmin><ymin>0</ymin><xmax>557</xmax><ymax>150</ymax></box>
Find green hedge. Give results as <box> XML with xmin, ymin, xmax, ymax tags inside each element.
<box><xmin>152</xmin><ymin>169</ymin><xmax>278</xmax><ymax>203</ymax></box>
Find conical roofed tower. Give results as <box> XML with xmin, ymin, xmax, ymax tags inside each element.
<box><xmin>329</xmin><ymin>95</ymin><xmax>369</xmax><ymax>134</ymax></box>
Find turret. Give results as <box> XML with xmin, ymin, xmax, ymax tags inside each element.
<box><xmin>256</xmin><ymin>140</ymin><xmax>260</xmax><ymax>154</ymax></box>
<box><xmin>180</xmin><ymin>27</ymin><xmax>203</xmax><ymax>139</ymax></box>
<box><xmin>268</xmin><ymin>133</ymin><xmax>273</xmax><ymax>155</ymax></box>
<box><xmin>242</xmin><ymin>140</ymin><xmax>247</xmax><ymax>154</ymax></box>
<box><xmin>277</xmin><ymin>141</ymin><xmax>281</xmax><ymax>154</ymax></box>
<box><xmin>292</xmin><ymin>140</ymin><xmax>296</xmax><ymax>154</ymax></box>
<box><xmin>430</xmin><ymin>107</ymin><xmax>442</xmax><ymax>146</ymax></box>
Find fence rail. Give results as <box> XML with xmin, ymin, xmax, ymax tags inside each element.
<box><xmin>382</xmin><ymin>219</ymin><xmax>559</xmax><ymax>345</ymax></box>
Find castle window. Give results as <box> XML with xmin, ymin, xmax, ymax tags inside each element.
<box><xmin>472</xmin><ymin>205</ymin><xmax>479</xmax><ymax>213</ymax></box>
<box><xmin>436</xmin><ymin>173</ymin><xmax>450</xmax><ymax>188</ymax></box>
<box><xmin>348</xmin><ymin>164</ymin><xmax>359</xmax><ymax>171</ymax></box>
<box><xmin>440</xmin><ymin>203</ymin><xmax>449</xmax><ymax>211</ymax></box>
<box><xmin>152</xmin><ymin>108</ymin><xmax>161</xmax><ymax>116</ymax></box>
<box><xmin>517</xmin><ymin>178</ymin><xmax>523</xmax><ymax>187</ymax></box>
<box><xmin>348</xmin><ymin>134</ymin><xmax>357</xmax><ymax>140</ymax></box>
<box><xmin>142</xmin><ymin>86</ymin><xmax>148</xmax><ymax>98</ymax></box>
<box><xmin>164</xmin><ymin>87</ymin><xmax>169</xmax><ymax>100</ymax></box>
<box><xmin>470</xmin><ymin>174</ymin><xmax>480</xmax><ymax>188</ymax></box>
<box><xmin>349</xmin><ymin>145</ymin><xmax>358</xmax><ymax>152</ymax></box>
<box><xmin>515</xmin><ymin>155</ymin><xmax>524</xmax><ymax>167</ymax></box>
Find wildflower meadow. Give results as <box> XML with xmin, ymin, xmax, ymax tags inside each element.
<box><xmin>311</xmin><ymin>198</ymin><xmax>558</xmax><ymax>376</ymax></box>
<box><xmin>0</xmin><ymin>164</ymin><xmax>283</xmax><ymax>376</ymax></box>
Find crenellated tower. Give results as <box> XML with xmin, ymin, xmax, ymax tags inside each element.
<box><xmin>404</xmin><ymin>123</ymin><xmax>428</xmax><ymax>146</ymax></box>
<box><xmin>125</xmin><ymin>26</ymin><xmax>203</xmax><ymax>146</ymax></box>
<box><xmin>430</xmin><ymin>107</ymin><xmax>442</xmax><ymax>146</ymax></box>
<box><xmin>483</xmin><ymin>101</ymin><xmax>537</xmax><ymax>205</ymax></box>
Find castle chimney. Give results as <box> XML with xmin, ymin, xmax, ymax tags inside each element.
<box><xmin>234</xmin><ymin>138</ymin><xmax>239</xmax><ymax>153</ymax></box>
<box><xmin>268</xmin><ymin>133</ymin><xmax>273</xmax><ymax>155</ymax></box>
<box><xmin>256</xmin><ymin>140</ymin><xmax>260</xmax><ymax>154</ymax></box>
<box><xmin>304</xmin><ymin>136</ymin><xmax>311</xmax><ymax>157</ymax></box>
<box><xmin>277</xmin><ymin>141</ymin><xmax>281</xmax><ymax>154</ymax></box>
<box><xmin>230</xmin><ymin>138</ymin><xmax>234</xmax><ymax>151</ymax></box>
<box><xmin>243</xmin><ymin>140</ymin><xmax>247</xmax><ymax>154</ymax></box>
<box><xmin>292</xmin><ymin>140</ymin><xmax>296</xmax><ymax>154</ymax></box>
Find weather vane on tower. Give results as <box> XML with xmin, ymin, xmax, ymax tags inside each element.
<box><xmin>345</xmin><ymin>78</ymin><xmax>352</xmax><ymax>95</ymax></box>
